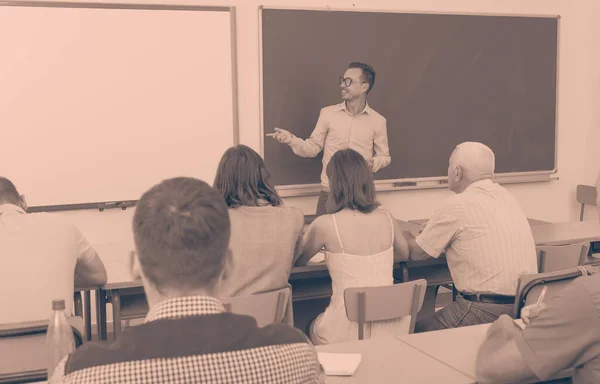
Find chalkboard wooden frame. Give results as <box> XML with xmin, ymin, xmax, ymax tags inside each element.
<box><xmin>259</xmin><ymin>6</ymin><xmax>560</xmax><ymax>196</ymax></box>
<box><xmin>1</xmin><ymin>1</ymin><xmax>239</xmax><ymax>212</ymax></box>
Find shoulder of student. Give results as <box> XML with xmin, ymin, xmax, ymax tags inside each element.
<box><xmin>571</xmin><ymin>274</ymin><xmax>600</xmax><ymax>304</ymax></box>
<box><xmin>30</xmin><ymin>211</ymin><xmax>77</xmax><ymax>230</ymax></box>
<box><xmin>260</xmin><ymin>322</ymin><xmax>317</xmax><ymax>346</ymax></box>
<box><xmin>308</xmin><ymin>214</ymin><xmax>333</xmax><ymax>233</ymax></box>
<box><xmin>278</xmin><ymin>205</ymin><xmax>305</xmax><ymax>230</ymax></box>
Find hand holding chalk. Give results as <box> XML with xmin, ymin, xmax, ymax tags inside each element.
<box><xmin>267</xmin><ymin>127</ymin><xmax>293</xmax><ymax>144</ymax></box>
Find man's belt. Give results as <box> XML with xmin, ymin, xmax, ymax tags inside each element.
<box><xmin>459</xmin><ymin>292</ymin><xmax>516</xmax><ymax>305</ymax></box>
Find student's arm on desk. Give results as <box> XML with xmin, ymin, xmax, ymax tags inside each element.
<box><xmin>476</xmin><ymin>315</ymin><xmax>537</xmax><ymax>384</ymax></box>
<box><xmin>404</xmin><ymin>201</ymin><xmax>462</xmax><ymax>261</ymax></box>
<box><xmin>295</xmin><ymin>216</ymin><xmax>327</xmax><ymax>266</ymax></box>
<box><xmin>72</xmin><ymin>226</ymin><xmax>107</xmax><ymax>287</ymax></box>
<box><xmin>400</xmin><ymin>229</ymin><xmax>432</xmax><ymax>261</ymax></box>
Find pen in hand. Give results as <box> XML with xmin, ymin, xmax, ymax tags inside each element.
<box><xmin>535</xmin><ymin>286</ymin><xmax>548</xmax><ymax>310</ymax></box>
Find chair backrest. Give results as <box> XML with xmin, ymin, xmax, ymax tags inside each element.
<box><xmin>513</xmin><ymin>266</ymin><xmax>598</xmax><ymax>318</ymax></box>
<box><xmin>344</xmin><ymin>279</ymin><xmax>427</xmax><ymax>340</ymax></box>
<box><xmin>576</xmin><ymin>185</ymin><xmax>597</xmax><ymax>221</ymax></box>
<box><xmin>536</xmin><ymin>241</ymin><xmax>590</xmax><ymax>273</ymax></box>
<box><xmin>0</xmin><ymin>317</ymin><xmax>84</xmax><ymax>384</ymax></box>
<box><xmin>221</xmin><ymin>287</ymin><xmax>290</xmax><ymax>328</ymax></box>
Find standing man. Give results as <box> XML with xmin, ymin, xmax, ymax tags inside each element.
<box><xmin>269</xmin><ymin>62</ymin><xmax>391</xmax><ymax>215</ymax></box>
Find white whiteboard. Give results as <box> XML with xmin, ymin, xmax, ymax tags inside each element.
<box><xmin>0</xmin><ymin>3</ymin><xmax>237</xmax><ymax>207</ymax></box>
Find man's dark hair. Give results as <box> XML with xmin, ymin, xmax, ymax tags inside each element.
<box><xmin>326</xmin><ymin>149</ymin><xmax>380</xmax><ymax>214</ymax></box>
<box><xmin>0</xmin><ymin>177</ymin><xmax>22</xmax><ymax>205</ymax></box>
<box><xmin>348</xmin><ymin>62</ymin><xmax>376</xmax><ymax>93</ymax></box>
<box><xmin>133</xmin><ymin>177</ymin><xmax>230</xmax><ymax>293</ymax></box>
<box><xmin>213</xmin><ymin>145</ymin><xmax>282</xmax><ymax>208</ymax></box>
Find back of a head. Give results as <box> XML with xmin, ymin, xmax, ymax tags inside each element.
<box><xmin>326</xmin><ymin>149</ymin><xmax>379</xmax><ymax>214</ymax></box>
<box><xmin>133</xmin><ymin>177</ymin><xmax>230</xmax><ymax>294</ymax></box>
<box><xmin>213</xmin><ymin>145</ymin><xmax>282</xmax><ymax>208</ymax></box>
<box><xmin>452</xmin><ymin>142</ymin><xmax>495</xmax><ymax>183</ymax></box>
<box><xmin>0</xmin><ymin>177</ymin><xmax>21</xmax><ymax>206</ymax></box>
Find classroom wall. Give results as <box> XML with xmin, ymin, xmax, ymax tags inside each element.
<box><xmin>14</xmin><ymin>0</ymin><xmax>596</xmax><ymax>331</ymax></box>
<box><xmin>24</xmin><ymin>0</ymin><xmax>599</xmax><ymax>243</ymax></box>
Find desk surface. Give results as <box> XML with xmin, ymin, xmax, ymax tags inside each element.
<box><xmin>397</xmin><ymin>323</ymin><xmax>573</xmax><ymax>383</ymax></box>
<box><xmin>397</xmin><ymin>324</ymin><xmax>489</xmax><ymax>379</ymax></box>
<box><xmin>93</xmin><ymin>220</ymin><xmax>600</xmax><ymax>290</ymax></box>
<box><xmin>409</xmin><ymin>217</ymin><xmax>551</xmax><ymax>226</ymax></box>
<box><xmin>315</xmin><ymin>337</ymin><xmax>474</xmax><ymax>384</ymax></box>
<box><xmin>531</xmin><ymin>220</ymin><xmax>600</xmax><ymax>246</ymax></box>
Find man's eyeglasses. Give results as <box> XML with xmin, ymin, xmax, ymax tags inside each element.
<box><xmin>339</xmin><ymin>77</ymin><xmax>365</xmax><ymax>87</ymax></box>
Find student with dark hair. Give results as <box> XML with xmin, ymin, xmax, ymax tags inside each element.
<box><xmin>50</xmin><ymin>177</ymin><xmax>323</xmax><ymax>383</ymax></box>
<box><xmin>213</xmin><ymin>145</ymin><xmax>303</xmax><ymax>313</ymax></box>
<box><xmin>295</xmin><ymin>149</ymin><xmax>410</xmax><ymax>345</ymax></box>
<box><xmin>0</xmin><ymin>177</ymin><xmax>106</xmax><ymax>324</ymax></box>
<box><xmin>269</xmin><ymin>62</ymin><xmax>391</xmax><ymax>215</ymax></box>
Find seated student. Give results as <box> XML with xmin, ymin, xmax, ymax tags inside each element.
<box><xmin>475</xmin><ymin>173</ymin><xmax>600</xmax><ymax>384</ymax></box>
<box><xmin>50</xmin><ymin>177</ymin><xmax>323</xmax><ymax>384</ymax></box>
<box><xmin>403</xmin><ymin>142</ymin><xmax>538</xmax><ymax>332</ymax></box>
<box><xmin>213</xmin><ymin>145</ymin><xmax>304</xmax><ymax>300</ymax></box>
<box><xmin>0</xmin><ymin>177</ymin><xmax>106</xmax><ymax>324</ymax></box>
<box><xmin>296</xmin><ymin>149</ymin><xmax>410</xmax><ymax>345</ymax></box>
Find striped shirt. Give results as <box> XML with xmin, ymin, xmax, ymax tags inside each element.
<box><xmin>289</xmin><ymin>102</ymin><xmax>390</xmax><ymax>190</ymax></box>
<box><xmin>416</xmin><ymin>179</ymin><xmax>538</xmax><ymax>295</ymax></box>
<box><xmin>50</xmin><ymin>296</ymin><xmax>324</xmax><ymax>384</ymax></box>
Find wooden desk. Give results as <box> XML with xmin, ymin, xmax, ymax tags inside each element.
<box><xmin>94</xmin><ymin>258</ymin><xmax>413</xmax><ymax>340</ymax></box>
<box><xmin>92</xmin><ymin>221</ymin><xmax>431</xmax><ymax>341</ymax></box>
<box><xmin>396</xmin><ymin>324</ymin><xmax>573</xmax><ymax>383</ymax></box>
<box><xmin>409</xmin><ymin>218</ymin><xmax>551</xmax><ymax>226</ymax></box>
<box><xmin>531</xmin><ymin>220</ymin><xmax>600</xmax><ymax>246</ymax></box>
<box><xmin>90</xmin><ymin>220</ymin><xmax>600</xmax><ymax>341</ymax></box>
<box><xmin>315</xmin><ymin>337</ymin><xmax>475</xmax><ymax>384</ymax></box>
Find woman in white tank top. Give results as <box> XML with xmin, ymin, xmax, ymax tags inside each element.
<box><xmin>296</xmin><ymin>149</ymin><xmax>411</xmax><ymax>345</ymax></box>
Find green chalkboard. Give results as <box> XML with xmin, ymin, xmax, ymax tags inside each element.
<box><xmin>261</xmin><ymin>8</ymin><xmax>558</xmax><ymax>186</ymax></box>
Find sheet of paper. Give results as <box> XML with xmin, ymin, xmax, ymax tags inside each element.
<box><xmin>513</xmin><ymin>318</ymin><xmax>526</xmax><ymax>330</ymax></box>
<box><xmin>307</xmin><ymin>250</ymin><xmax>326</xmax><ymax>265</ymax></box>
<box><xmin>317</xmin><ymin>352</ymin><xmax>362</xmax><ymax>376</ymax></box>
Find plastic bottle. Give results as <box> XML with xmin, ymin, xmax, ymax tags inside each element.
<box><xmin>46</xmin><ymin>299</ymin><xmax>75</xmax><ymax>379</ymax></box>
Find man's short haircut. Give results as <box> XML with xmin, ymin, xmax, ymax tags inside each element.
<box><xmin>133</xmin><ymin>177</ymin><xmax>230</xmax><ymax>293</ymax></box>
<box><xmin>213</xmin><ymin>145</ymin><xmax>282</xmax><ymax>208</ymax></box>
<box><xmin>326</xmin><ymin>149</ymin><xmax>380</xmax><ymax>214</ymax></box>
<box><xmin>348</xmin><ymin>62</ymin><xmax>376</xmax><ymax>93</ymax></box>
<box><xmin>0</xmin><ymin>177</ymin><xmax>21</xmax><ymax>205</ymax></box>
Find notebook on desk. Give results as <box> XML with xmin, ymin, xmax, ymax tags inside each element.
<box><xmin>317</xmin><ymin>352</ymin><xmax>362</xmax><ymax>376</ymax></box>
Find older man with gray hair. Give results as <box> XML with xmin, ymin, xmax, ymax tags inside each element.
<box><xmin>404</xmin><ymin>142</ymin><xmax>538</xmax><ymax>332</ymax></box>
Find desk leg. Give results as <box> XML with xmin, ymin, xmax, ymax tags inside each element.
<box><xmin>417</xmin><ymin>285</ymin><xmax>440</xmax><ymax>320</ymax></box>
<box><xmin>112</xmin><ymin>291</ymin><xmax>122</xmax><ymax>341</ymax></box>
<box><xmin>96</xmin><ymin>289</ymin><xmax>107</xmax><ymax>341</ymax></box>
<box><xmin>84</xmin><ymin>291</ymin><xmax>92</xmax><ymax>342</ymax></box>
<box><xmin>73</xmin><ymin>291</ymin><xmax>83</xmax><ymax>317</ymax></box>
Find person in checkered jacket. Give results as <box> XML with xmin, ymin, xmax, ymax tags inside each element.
<box><xmin>50</xmin><ymin>177</ymin><xmax>324</xmax><ymax>384</ymax></box>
